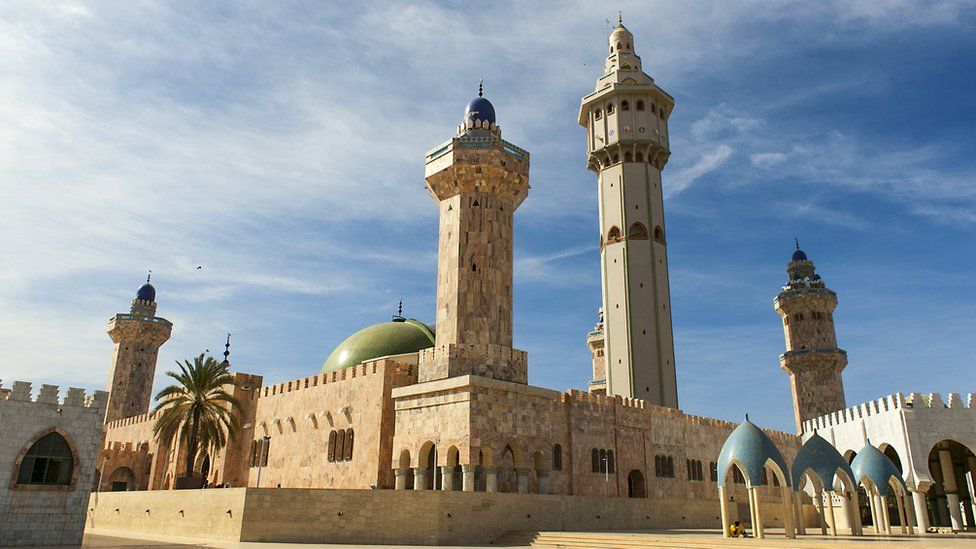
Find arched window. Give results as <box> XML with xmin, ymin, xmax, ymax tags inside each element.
<box><xmin>607</xmin><ymin>226</ymin><xmax>621</xmax><ymax>243</ymax></box>
<box><xmin>635</xmin><ymin>151</ymin><xmax>644</xmax><ymax>162</ymax></box>
<box><xmin>612</xmin><ymin>154</ymin><xmax>619</xmax><ymax>163</ymax></box>
<box><xmin>261</xmin><ymin>438</ymin><xmax>270</xmax><ymax>466</ymax></box>
<box><xmin>591</xmin><ymin>448</ymin><xmax>599</xmax><ymax>473</ymax></box>
<box><xmin>616</xmin><ymin>42</ymin><xmax>622</xmax><ymax>50</ymax></box>
<box><xmin>624</xmin><ymin>152</ymin><xmax>632</xmax><ymax>162</ymax></box>
<box><xmin>606</xmin><ymin>103</ymin><xmax>615</xmax><ymax>115</ymax></box>
<box><xmin>553</xmin><ymin>444</ymin><xmax>563</xmax><ymax>471</ymax></box>
<box><xmin>607</xmin><ymin>450</ymin><xmax>615</xmax><ymax>473</ymax></box>
<box><xmin>636</xmin><ymin>100</ymin><xmax>645</xmax><ymax>111</ymax></box>
<box><xmin>327</xmin><ymin>431</ymin><xmax>337</xmax><ymax>461</ymax></box>
<box><xmin>594</xmin><ymin>109</ymin><xmax>603</xmax><ymax>120</ymax></box>
<box><xmin>336</xmin><ymin>430</ymin><xmax>345</xmax><ymax>462</ymax></box>
<box><xmin>653</xmin><ymin>225</ymin><xmax>665</xmax><ymax>244</ymax></box>
<box><xmin>710</xmin><ymin>461</ymin><xmax>718</xmax><ymax>482</ymax></box>
<box><xmin>250</xmin><ymin>440</ymin><xmax>258</xmax><ymax>466</ymax></box>
<box><xmin>629</xmin><ymin>222</ymin><xmax>648</xmax><ymax>239</ymax></box>
<box><xmin>621</xmin><ymin>100</ymin><xmax>629</xmax><ymax>111</ymax></box>
<box><xmin>16</xmin><ymin>432</ymin><xmax>73</xmax><ymax>486</ymax></box>
<box><xmin>344</xmin><ymin>429</ymin><xmax>354</xmax><ymax>461</ymax></box>
<box><xmin>626</xmin><ymin>42</ymin><xmax>631</xmax><ymax>50</ymax></box>
<box><xmin>651</xmin><ymin>103</ymin><xmax>657</xmax><ymax>114</ymax></box>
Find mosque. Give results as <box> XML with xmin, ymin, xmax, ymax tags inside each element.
<box><xmin>89</xmin><ymin>20</ymin><xmax>975</xmax><ymax>541</ymax></box>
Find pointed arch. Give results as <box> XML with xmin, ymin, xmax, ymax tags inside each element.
<box><xmin>628</xmin><ymin>222</ymin><xmax>648</xmax><ymax>239</ymax></box>
<box><xmin>607</xmin><ymin>226</ymin><xmax>621</xmax><ymax>243</ymax></box>
<box><xmin>653</xmin><ymin>225</ymin><xmax>665</xmax><ymax>244</ymax></box>
<box><xmin>12</xmin><ymin>428</ymin><xmax>78</xmax><ymax>488</ymax></box>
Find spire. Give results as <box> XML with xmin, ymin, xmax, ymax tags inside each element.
<box><xmin>794</xmin><ymin>237</ymin><xmax>799</xmax><ymax>251</ymax></box>
<box><xmin>618</xmin><ymin>11</ymin><xmax>622</xmax><ymax>25</ymax></box>
<box><xmin>147</xmin><ymin>270</ymin><xmax>152</xmax><ymax>284</ymax></box>
<box><xmin>478</xmin><ymin>80</ymin><xmax>483</xmax><ymax>98</ymax></box>
<box><xmin>221</xmin><ymin>333</ymin><xmax>231</xmax><ymax>366</ymax></box>
<box><xmin>393</xmin><ymin>298</ymin><xmax>405</xmax><ymax>321</ymax></box>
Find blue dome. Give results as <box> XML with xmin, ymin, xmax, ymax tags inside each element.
<box><xmin>717</xmin><ymin>417</ymin><xmax>791</xmax><ymax>488</ymax></box>
<box><xmin>136</xmin><ymin>283</ymin><xmax>156</xmax><ymax>302</ymax></box>
<box><xmin>792</xmin><ymin>249</ymin><xmax>808</xmax><ymax>262</ymax></box>
<box><xmin>850</xmin><ymin>443</ymin><xmax>906</xmax><ymax>496</ymax></box>
<box><xmin>464</xmin><ymin>97</ymin><xmax>496</xmax><ymax>125</ymax></box>
<box><xmin>791</xmin><ymin>431</ymin><xmax>855</xmax><ymax>491</ymax></box>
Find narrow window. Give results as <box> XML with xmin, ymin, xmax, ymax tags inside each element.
<box><xmin>327</xmin><ymin>431</ymin><xmax>336</xmax><ymax>461</ymax></box>
<box><xmin>624</xmin><ymin>152</ymin><xmax>632</xmax><ymax>162</ymax></box>
<box><xmin>607</xmin><ymin>103</ymin><xmax>615</xmax><ymax>115</ymax></box>
<box><xmin>636</xmin><ymin>100</ymin><xmax>645</xmax><ymax>111</ymax></box>
<box><xmin>617</xmin><ymin>42</ymin><xmax>622</xmax><ymax>50</ymax></box>
<box><xmin>472</xmin><ymin>263</ymin><xmax>477</xmax><ymax>272</ymax></box>
<box><xmin>591</xmin><ymin>448</ymin><xmax>600</xmax><ymax>473</ymax></box>
<box><xmin>607</xmin><ymin>226</ymin><xmax>621</xmax><ymax>242</ymax></box>
<box><xmin>607</xmin><ymin>450</ymin><xmax>615</xmax><ymax>473</ymax></box>
<box><xmin>653</xmin><ymin>225</ymin><xmax>665</xmax><ymax>244</ymax></box>
<box><xmin>635</xmin><ymin>151</ymin><xmax>644</xmax><ymax>162</ymax></box>
<box><xmin>553</xmin><ymin>444</ymin><xmax>563</xmax><ymax>471</ymax></box>
<box><xmin>655</xmin><ymin>456</ymin><xmax>662</xmax><ymax>477</ymax></box>
<box><xmin>261</xmin><ymin>438</ymin><xmax>270</xmax><ymax>467</ymax></box>
<box><xmin>595</xmin><ymin>109</ymin><xmax>603</xmax><ymax>120</ymax></box>
<box><xmin>710</xmin><ymin>462</ymin><xmax>718</xmax><ymax>482</ymax></box>
<box><xmin>621</xmin><ymin>101</ymin><xmax>629</xmax><ymax>111</ymax></box>
<box><xmin>344</xmin><ymin>429</ymin><xmax>354</xmax><ymax>461</ymax></box>
<box><xmin>336</xmin><ymin>430</ymin><xmax>345</xmax><ymax>462</ymax></box>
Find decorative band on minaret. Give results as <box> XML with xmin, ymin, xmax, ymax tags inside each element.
<box><xmin>579</xmin><ymin>20</ymin><xmax>678</xmax><ymax>407</ymax></box>
<box><xmin>419</xmin><ymin>85</ymin><xmax>530</xmax><ymax>383</ymax></box>
<box><xmin>774</xmin><ymin>242</ymin><xmax>847</xmax><ymax>433</ymax></box>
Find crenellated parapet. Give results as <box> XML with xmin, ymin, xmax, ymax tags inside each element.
<box><xmin>0</xmin><ymin>379</ymin><xmax>108</xmax><ymax>413</ymax></box>
<box><xmin>800</xmin><ymin>391</ymin><xmax>976</xmax><ymax>433</ymax></box>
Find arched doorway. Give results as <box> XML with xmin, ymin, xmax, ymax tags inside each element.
<box><xmin>499</xmin><ymin>444</ymin><xmax>519</xmax><ymax>493</ymax></box>
<box><xmin>108</xmin><ymin>467</ymin><xmax>135</xmax><ymax>491</ymax></box>
<box><xmin>927</xmin><ymin>439</ymin><xmax>976</xmax><ymax>530</ymax></box>
<box><xmin>627</xmin><ymin>470</ymin><xmax>646</xmax><ymax>498</ymax></box>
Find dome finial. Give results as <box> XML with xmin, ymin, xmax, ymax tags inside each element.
<box><xmin>398</xmin><ymin>298</ymin><xmax>403</xmax><ymax>317</ymax></box>
<box><xmin>478</xmin><ymin>80</ymin><xmax>483</xmax><ymax>98</ymax></box>
<box><xmin>744</xmin><ymin>413</ymin><xmax>750</xmax><ymax>422</ymax></box>
<box><xmin>794</xmin><ymin>237</ymin><xmax>799</xmax><ymax>251</ymax></box>
<box><xmin>147</xmin><ymin>269</ymin><xmax>152</xmax><ymax>284</ymax></box>
<box><xmin>618</xmin><ymin>11</ymin><xmax>622</xmax><ymax>25</ymax></box>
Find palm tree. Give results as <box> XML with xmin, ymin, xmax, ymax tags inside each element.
<box><xmin>152</xmin><ymin>354</ymin><xmax>240</xmax><ymax>485</ymax></box>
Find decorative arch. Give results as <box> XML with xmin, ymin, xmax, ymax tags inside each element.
<box><xmin>607</xmin><ymin>226</ymin><xmax>622</xmax><ymax>243</ymax></box>
<box><xmin>11</xmin><ymin>428</ymin><xmax>79</xmax><ymax>489</ymax></box>
<box><xmin>627</xmin><ymin>470</ymin><xmax>646</xmax><ymax>498</ymax></box>
<box><xmin>628</xmin><ymin>222</ymin><xmax>648</xmax><ymax>239</ymax></box>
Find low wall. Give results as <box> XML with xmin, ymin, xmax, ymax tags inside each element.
<box><xmin>87</xmin><ymin>488</ymin><xmax>798</xmax><ymax>545</ymax></box>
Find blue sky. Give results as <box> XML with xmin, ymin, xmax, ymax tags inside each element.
<box><xmin>1</xmin><ymin>1</ymin><xmax>974</xmax><ymax>432</ymax></box>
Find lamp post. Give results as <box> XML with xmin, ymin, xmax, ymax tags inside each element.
<box><xmin>255</xmin><ymin>435</ymin><xmax>270</xmax><ymax>487</ymax></box>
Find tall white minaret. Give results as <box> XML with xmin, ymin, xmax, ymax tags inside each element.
<box><xmin>578</xmin><ymin>19</ymin><xmax>678</xmax><ymax>407</ymax></box>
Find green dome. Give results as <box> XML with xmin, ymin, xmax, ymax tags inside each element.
<box><xmin>321</xmin><ymin>318</ymin><xmax>435</xmax><ymax>374</ymax></box>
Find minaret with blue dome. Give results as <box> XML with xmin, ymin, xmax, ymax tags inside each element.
<box><xmin>105</xmin><ymin>273</ymin><xmax>173</xmax><ymax>423</ymax></box>
<box><xmin>578</xmin><ymin>17</ymin><xmax>678</xmax><ymax>407</ymax></box>
<box><xmin>774</xmin><ymin>241</ymin><xmax>848</xmax><ymax>433</ymax></box>
<box><xmin>420</xmin><ymin>83</ymin><xmax>530</xmax><ymax>383</ymax></box>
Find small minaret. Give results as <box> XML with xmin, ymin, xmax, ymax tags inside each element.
<box><xmin>105</xmin><ymin>274</ymin><xmax>173</xmax><ymax>423</ymax></box>
<box><xmin>774</xmin><ymin>242</ymin><xmax>848</xmax><ymax>433</ymax></box>
<box><xmin>420</xmin><ymin>83</ymin><xmax>530</xmax><ymax>383</ymax></box>
<box><xmin>587</xmin><ymin>308</ymin><xmax>607</xmax><ymax>394</ymax></box>
<box><xmin>578</xmin><ymin>19</ymin><xmax>678</xmax><ymax>407</ymax></box>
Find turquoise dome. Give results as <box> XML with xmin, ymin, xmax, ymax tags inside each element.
<box><xmin>717</xmin><ymin>416</ymin><xmax>791</xmax><ymax>488</ymax></box>
<box><xmin>321</xmin><ymin>318</ymin><xmax>434</xmax><ymax>374</ymax></box>
<box><xmin>850</xmin><ymin>443</ymin><xmax>906</xmax><ymax>496</ymax></box>
<box><xmin>791</xmin><ymin>431</ymin><xmax>855</xmax><ymax>491</ymax></box>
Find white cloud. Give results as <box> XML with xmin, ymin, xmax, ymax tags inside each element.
<box><xmin>666</xmin><ymin>144</ymin><xmax>733</xmax><ymax>199</ymax></box>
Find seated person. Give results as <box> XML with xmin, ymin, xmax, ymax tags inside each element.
<box><xmin>729</xmin><ymin>521</ymin><xmax>749</xmax><ymax>538</ymax></box>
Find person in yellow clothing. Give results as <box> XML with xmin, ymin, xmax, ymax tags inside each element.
<box><xmin>729</xmin><ymin>521</ymin><xmax>750</xmax><ymax>538</ymax></box>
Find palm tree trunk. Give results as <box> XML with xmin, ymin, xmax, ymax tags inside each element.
<box><xmin>185</xmin><ymin>407</ymin><xmax>200</xmax><ymax>477</ymax></box>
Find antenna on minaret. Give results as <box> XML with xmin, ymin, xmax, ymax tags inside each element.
<box><xmin>478</xmin><ymin>80</ymin><xmax>483</xmax><ymax>97</ymax></box>
<box><xmin>398</xmin><ymin>298</ymin><xmax>403</xmax><ymax>317</ymax></box>
<box><xmin>147</xmin><ymin>270</ymin><xmax>152</xmax><ymax>284</ymax></box>
<box><xmin>223</xmin><ymin>333</ymin><xmax>231</xmax><ymax>363</ymax></box>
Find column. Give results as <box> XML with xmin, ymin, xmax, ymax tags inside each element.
<box><xmin>851</xmin><ymin>490</ymin><xmax>864</xmax><ymax>536</ymax></box>
<box><xmin>441</xmin><ymin>467</ymin><xmax>453</xmax><ymax>491</ymax></box>
<box><xmin>753</xmin><ymin>488</ymin><xmax>765</xmax><ymax>539</ymax></box>
<box><xmin>781</xmin><ymin>485</ymin><xmax>795</xmax><ymax>539</ymax></box>
<box><xmin>868</xmin><ymin>491</ymin><xmax>879</xmax><ymax>534</ymax></box>
<box><xmin>794</xmin><ymin>492</ymin><xmax>807</xmax><ymax>535</ymax></box>
<box><xmin>485</xmin><ymin>467</ymin><xmax>498</xmax><ymax>493</ymax></box>
<box><xmin>719</xmin><ymin>486</ymin><xmax>731</xmax><ymax>538</ymax></box>
<box><xmin>816</xmin><ymin>491</ymin><xmax>828</xmax><ymax>535</ymax></box>
<box><xmin>896</xmin><ymin>492</ymin><xmax>907</xmax><ymax>534</ymax></box>
<box><xmin>912</xmin><ymin>488</ymin><xmax>930</xmax><ymax>532</ymax></box>
<box><xmin>825</xmin><ymin>491</ymin><xmax>837</xmax><ymax>536</ymax></box>
<box><xmin>394</xmin><ymin>468</ymin><xmax>408</xmax><ymax>490</ymax></box>
<box><xmin>839</xmin><ymin>491</ymin><xmax>852</xmax><ymax>535</ymax></box>
<box><xmin>938</xmin><ymin>448</ymin><xmax>964</xmax><ymax>531</ymax></box>
<box><xmin>413</xmin><ymin>467</ymin><xmax>428</xmax><ymax>491</ymax></box>
<box><xmin>537</xmin><ymin>470</ymin><xmax>549</xmax><ymax>495</ymax></box>
<box><xmin>461</xmin><ymin>465</ymin><xmax>476</xmax><ymax>492</ymax></box>
<box><xmin>516</xmin><ymin>468</ymin><xmax>529</xmax><ymax>494</ymax></box>
<box><xmin>880</xmin><ymin>494</ymin><xmax>892</xmax><ymax>534</ymax></box>
<box><xmin>902</xmin><ymin>493</ymin><xmax>914</xmax><ymax>535</ymax></box>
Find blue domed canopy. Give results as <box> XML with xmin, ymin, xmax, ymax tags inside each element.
<box><xmin>792</xmin><ymin>248</ymin><xmax>808</xmax><ymax>262</ymax></box>
<box><xmin>717</xmin><ymin>416</ymin><xmax>791</xmax><ymax>488</ymax></box>
<box><xmin>791</xmin><ymin>431</ymin><xmax>855</xmax><ymax>491</ymax></box>
<box><xmin>464</xmin><ymin>96</ymin><xmax>495</xmax><ymax>125</ymax></box>
<box><xmin>850</xmin><ymin>443</ymin><xmax>906</xmax><ymax>496</ymax></box>
<box><xmin>136</xmin><ymin>282</ymin><xmax>156</xmax><ymax>302</ymax></box>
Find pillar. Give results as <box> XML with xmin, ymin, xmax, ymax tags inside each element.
<box><xmin>516</xmin><ymin>468</ymin><xmax>529</xmax><ymax>494</ymax></box>
<box><xmin>719</xmin><ymin>486</ymin><xmax>731</xmax><ymax>538</ymax></box>
<box><xmin>794</xmin><ymin>492</ymin><xmax>806</xmax><ymax>535</ymax></box>
<box><xmin>825</xmin><ymin>491</ymin><xmax>837</xmax><ymax>536</ymax></box>
<box><xmin>485</xmin><ymin>467</ymin><xmax>498</xmax><ymax>493</ymax></box>
<box><xmin>394</xmin><ymin>468</ymin><xmax>408</xmax><ymax>490</ymax></box>
<box><xmin>815</xmin><ymin>491</ymin><xmax>828</xmax><ymax>535</ymax></box>
<box><xmin>839</xmin><ymin>491</ymin><xmax>852</xmax><ymax>534</ymax></box>
<box><xmin>938</xmin><ymin>448</ymin><xmax>964</xmax><ymax>531</ymax></box>
<box><xmin>537</xmin><ymin>470</ymin><xmax>549</xmax><ymax>495</ymax></box>
<box><xmin>903</xmin><ymin>492</ymin><xmax>914</xmax><ymax>535</ymax></box>
<box><xmin>850</xmin><ymin>490</ymin><xmax>864</xmax><ymax>535</ymax></box>
<box><xmin>441</xmin><ymin>466</ymin><xmax>453</xmax><ymax>491</ymax></box>
<box><xmin>782</xmin><ymin>485</ymin><xmax>795</xmax><ymax>539</ymax></box>
<box><xmin>912</xmin><ymin>488</ymin><xmax>930</xmax><ymax>532</ymax></box>
<box><xmin>461</xmin><ymin>464</ymin><xmax>476</xmax><ymax>492</ymax></box>
<box><xmin>896</xmin><ymin>492</ymin><xmax>907</xmax><ymax>534</ymax></box>
<box><xmin>868</xmin><ymin>490</ymin><xmax>880</xmax><ymax>533</ymax></box>
<box><xmin>753</xmin><ymin>488</ymin><xmax>765</xmax><ymax>539</ymax></box>
<box><xmin>880</xmin><ymin>493</ymin><xmax>892</xmax><ymax>534</ymax></box>
<box><xmin>413</xmin><ymin>467</ymin><xmax>428</xmax><ymax>491</ymax></box>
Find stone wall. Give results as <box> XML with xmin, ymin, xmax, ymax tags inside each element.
<box><xmin>0</xmin><ymin>381</ymin><xmax>107</xmax><ymax>546</ymax></box>
<box><xmin>87</xmin><ymin>488</ymin><xmax>801</xmax><ymax>545</ymax></box>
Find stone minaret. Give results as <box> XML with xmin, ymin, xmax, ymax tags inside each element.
<box><xmin>587</xmin><ymin>308</ymin><xmax>607</xmax><ymax>394</ymax></box>
<box><xmin>775</xmin><ymin>242</ymin><xmax>847</xmax><ymax>433</ymax></box>
<box><xmin>419</xmin><ymin>85</ymin><xmax>530</xmax><ymax>384</ymax></box>
<box><xmin>105</xmin><ymin>275</ymin><xmax>173</xmax><ymax>423</ymax></box>
<box><xmin>578</xmin><ymin>19</ymin><xmax>678</xmax><ymax>407</ymax></box>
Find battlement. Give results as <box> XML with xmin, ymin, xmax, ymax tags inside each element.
<box><xmin>253</xmin><ymin>357</ymin><xmax>410</xmax><ymax>401</ymax></box>
<box><xmin>105</xmin><ymin>410</ymin><xmax>160</xmax><ymax>430</ymax></box>
<box><xmin>102</xmin><ymin>440</ymin><xmax>151</xmax><ymax>453</ymax></box>
<box><xmin>801</xmin><ymin>392</ymin><xmax>976</xmax><ymax>432</ymax></box>
<box><xmin>0</xmin><ymin>380</ymin><xmax>107</xmax><ymax>410</ymax></box>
